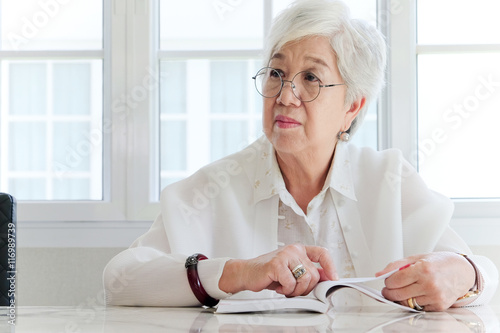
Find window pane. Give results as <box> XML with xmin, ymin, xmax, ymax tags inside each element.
<box><xmin>210</xmin><ymin>62</ymin><xmax>248</xmax><ymax>114</ymax></box>
<box><xmin>8</xmin><ymin>178</ymin><xmax>45</xmax><ymax>200</ymax></box>
<box><xmin>53</xmin><ymin>63</ymin><xmax>91</xmax><ymax>115</ymax></box>
<box><xmin>211</xmin><ymin>120</ymin><xmax>248</xmax><ymax>161</ymax></box>
<box><xmin>418</xmin><ymin>0</ymin><xmax>500</xmax><ymax>45</ymax></box>
<box><xmin>160</xmin><ymin>120</ymin><xmax>186</xmax><ymax>171</ymax></box>
<box><xmin>8</xmin><ymin>121</ymin><xmax>46</xmax><ymax>171</ymax></box>
<box><xmin>9</xmin><ymin>63</ymin><xmax>47</xmax><ymax>115</ymax></box>
<box><xmin>160</xmin><ymin>61</ymin><xmax>186</xmax><ymax>115</ymax></box>
<box><xmin>160</xmin><ymin>119</ymin><xmax>187</xmax><ymax>189</ymax></box>
<box><xmin>53</xmin><ymin>178</ymin><xmax>91</xmax><ymax>200</ymax></box>
<box><xmin>159</xmin><ymin>0</ymin><xmax>263</xmax><ymax>50</ymax></box>
<box><xmin>350</xmin><ymin>102</ymin><xmax>377</xmax><ymax>151</ymax></box>
<box><xmin>417</xmin><ymin>53</ymin><xmax>500</xmax><ymax>198</ymax></box>
<box><xmin>0</xmin><ymin>0</ymin><xmax>103</xmax><ymax>50</ymax></box>
<box><xmin>53</xmin><ymin>122</ymin><xmax>91</xmax><ymax>172</ymax></box>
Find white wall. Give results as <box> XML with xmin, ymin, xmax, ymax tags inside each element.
<box><xmin>17</xmin><ymin>248</ymin><xmax>123</xmax><ymax>306</ymax></box>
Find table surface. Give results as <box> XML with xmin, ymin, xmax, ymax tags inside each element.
<box><xmin>2</xmin><ymin>302</ymin><xmax>500</xmax><ymax>332</ymax></box>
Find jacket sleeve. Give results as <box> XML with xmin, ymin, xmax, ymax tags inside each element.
<box><xmin>102</xmin><ymin>214</ymin><xmax>231</xmax><ymax>306</ymax></box>
<box><xmin>434</xmin><ymin>227</ymin><xmax>499</xmax><ymax>307</ymax></box>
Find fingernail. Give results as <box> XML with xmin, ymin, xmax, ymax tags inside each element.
<box><xmin>399</xmin><ymin>263</ymin><xmax>411</xmax><ymax>270</ymax></box>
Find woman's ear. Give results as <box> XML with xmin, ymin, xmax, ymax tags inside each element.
<box><xmin>343</xmin><ymin>97</ymin><xmax>366</xmax><ymax>130</ymax></box>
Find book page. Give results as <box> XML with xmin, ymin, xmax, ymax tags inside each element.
<box><xmin>332</xmin><ymin>266</ymin><xmax>405</xmax><ymax>284</ymax></box>
<box><xmin>313</xmin><ymin>266</ymin><xmax>402</xmax><ymax>302</ymax></box>
<box><xmin>313</xmin><ymin>267</ymin><xmax>421</xmax><ymax>313</ymax></box>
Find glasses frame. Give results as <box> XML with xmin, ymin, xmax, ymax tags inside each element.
<box><xmin>252</xmin><ymin>67</ymin><xmax>345</xmax><ymax>102</ymax></box>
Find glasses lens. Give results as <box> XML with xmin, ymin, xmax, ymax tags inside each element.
<box><xmin>294</xmin><ymin>71</ymin><xmax>321</xmax><ymax>102</ymax></box>
<box><xmin>254</xmin><ymin>67</ymin><xmax>282</xmax><ymax>98</ymax></box>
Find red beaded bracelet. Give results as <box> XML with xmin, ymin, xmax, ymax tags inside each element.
<box><xmin>185</xmin><ymin>253</ymin><xmax>219</xmax><ymax>307</ymax></box>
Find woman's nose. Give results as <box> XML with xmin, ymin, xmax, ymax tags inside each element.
<box><xmin>277</xmin><ymin>80</ymin><xmax>301</xmax><ymax>106</ymax></box>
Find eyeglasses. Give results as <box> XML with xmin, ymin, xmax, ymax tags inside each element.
<box><xmin>252</xmin><ymin>67</ymin><xmax>345</xmax><ymax>103</ymax></box>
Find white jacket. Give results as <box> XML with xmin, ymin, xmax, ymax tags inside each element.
<box><xmin>103</xmin><ymin>136</ymin><xmax>498</xmax><ymax>306</ymax></box>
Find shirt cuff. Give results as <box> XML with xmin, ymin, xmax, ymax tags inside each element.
<box><xmin>454</xmin><ymin>254</ymin><xmax>483</xmax><ymax>307</ymax></box>
<box><xmin>455</xmin><ymin>254</ymin><xmax>499</xmax><ymax>307</ymax></box>
<box><xmin>198</xmin><ymin>257</ymin><xmax>233</xmax><ymax>301</ymax></box>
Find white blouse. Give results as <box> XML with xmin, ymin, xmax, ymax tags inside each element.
<box><xmin>275</xmin><ymin>158</ymin><xmax>355</xmax><ymax>280</ymax></box>
<box><xmin>103</xmin><ymin>136</ymin><xmax>498</xmax><ymax>307</ymax></box>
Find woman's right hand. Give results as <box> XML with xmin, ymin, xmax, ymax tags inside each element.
<box><xmin>218</xmin><ymin>244</ymin><xmax>337</xmax><ymax>297</ymax></box>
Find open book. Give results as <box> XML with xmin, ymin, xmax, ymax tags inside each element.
<box><xmin>216</xmin><ymin>266</ymin><xmax>422</xmax><ymax>314</ymax></box>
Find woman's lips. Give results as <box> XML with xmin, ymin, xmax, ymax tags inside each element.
<box><xmin>275</xmin><ymin>115</ymin><xmax>301</xmax><ymax>129</ymax></box>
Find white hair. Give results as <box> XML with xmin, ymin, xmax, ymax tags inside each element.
<box><xmin>264</xmin><ymin>0</ymin><xmax>387</xmax><ymax>135</ymax></box>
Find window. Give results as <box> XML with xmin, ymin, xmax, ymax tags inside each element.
<box><xmin>0</xmin><ymin>0</ymin><xmax>104</xmax><ymax>201</ymax></box>
<box><xmin>416</xmin><ymin>0</ymin><xmax>500</xmax><ymax>199</ymax></box>
<box><xmin>388</xmin><ymin>0</ymin><xmax>500</xmax><ymax>225</ymax></box>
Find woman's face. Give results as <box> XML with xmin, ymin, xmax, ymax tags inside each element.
<box><xmin>262</xmin><ymin>36</ymin><xmax>361</xmax><ymax>158</ymax></box>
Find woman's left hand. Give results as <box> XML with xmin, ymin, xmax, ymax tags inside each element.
<box><xmin>375</xmin><ymin>252</ymin><xmax>476</xmax><ymax>311</ymax></box>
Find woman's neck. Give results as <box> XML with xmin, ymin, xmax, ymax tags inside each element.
<box><xmin>276</xmin><ymin>147</ymin><xmax>335</xmax><ymax>214</ymax></box>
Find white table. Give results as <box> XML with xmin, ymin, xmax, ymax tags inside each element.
<box><xmin>4</xmin><ymin>303</ymin><xmax>499</xmax><ymax>332</ymax></box>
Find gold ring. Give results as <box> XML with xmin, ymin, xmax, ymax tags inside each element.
<box><xmin>407</xmin><ymin>297</ymin><xmax>415</xmax><ymax>309</ymax></box>
<box><xmin>408</xmin><ymin>297</ymin><xmax>424</xmax><ymax>311</ymax></box>
<box><xmin>292</xmin><ymin>264</ymin><xmax>307</xmax><ymax>279</ymax></box>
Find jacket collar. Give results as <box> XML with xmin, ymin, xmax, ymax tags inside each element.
<box><xmin>252</xmin><ymin>137</ymin><xmax>357</xmax><ymax>204</ymax></box>
<box><xmin>329</xmin><ymin>141</ymin><xmax>357</xmax><ymax>201</ymax></box>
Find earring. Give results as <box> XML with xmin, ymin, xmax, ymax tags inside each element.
<box><xmin>338</xmin><ymin>131</ymin><xmax>350</xmax><ymax>142</ymax></box>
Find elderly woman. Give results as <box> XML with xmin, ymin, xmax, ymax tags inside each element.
<box><xmin>104</xmin><ymin>0</ymin><xmax>498</xmax><ymax>311</ymax></box>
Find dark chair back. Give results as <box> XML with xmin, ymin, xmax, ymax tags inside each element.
<box><xmin>0</xmin><ymin>193</ymin><xmax>16</xmax><ymax>307</ymax></box>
